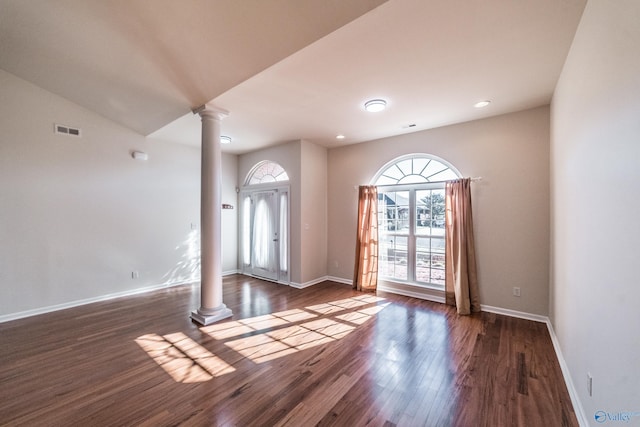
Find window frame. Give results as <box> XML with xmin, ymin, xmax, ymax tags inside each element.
<box><xmin>373</xmin><ymin>154</ymin><xmax>461</xmax><ymax>290</ymax></box>
<box><xmin>244</xmin><ymin>160</ymin><xmax>289</xmax><ymax>186</ymax></box>
<box><xmin>378</xmin><ymin>183</ymin><xmax>446</xmax><ymax>288</ymax></box>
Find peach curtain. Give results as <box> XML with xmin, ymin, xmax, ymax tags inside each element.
<box><xmin>445</xmin><ymin>178</ymin><xmax>480</xmax><ymax>315</ymax></box>
<box><xmin>353</xmin><ymin>185</ymin><xmax>378</xmax><ymax>292</ymax></box>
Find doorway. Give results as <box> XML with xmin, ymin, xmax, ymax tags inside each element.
<box><xmin>241</xmin><ymin>187</ymin><xmax>289</xmax><ymax>283</ymax></box>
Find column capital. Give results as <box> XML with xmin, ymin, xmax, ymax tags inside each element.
<box><xmin>192</xmin><ymin>104</ymin><xmax>229</xmax><ymax>120</ymax></box>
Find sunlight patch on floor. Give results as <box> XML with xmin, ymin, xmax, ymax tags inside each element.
<box><xmin>225</xmin><ymin>318</ymin><xmax>356</xmax><ymax>364</ymax></box>
<box><xmin>137</xmin><ymin>294</ymin><xmax>389</xmax><ymax>381</ymax></box>
<box><xmin>135</xmin><ymin>332</ymin><xmax>235</xmax><ymax>383</ymax></box>
<box><xmin>335</xmin><ymin>303</ymin><xmax>390</xmax><ymax>325</ymax></box>
<box><xmin>201</xmin><ymin>308</ymin><xmax>318</xmax><ymax>340</ymax></box>
<box><xmin>306</xmin><ymin>294</ymin><xmax>386</xmax><ymax>315</ymax></box>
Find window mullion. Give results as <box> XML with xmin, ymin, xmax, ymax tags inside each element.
<box><xmin>408</xmin><ymin>189</ymin><xmax>416</xmax><ymax>282</ymax></box>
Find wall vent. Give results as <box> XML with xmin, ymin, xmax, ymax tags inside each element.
<box><xmin>54</xmin><ymin>124</ymin><xmax>82</xmax><ymax>137</ymax></box>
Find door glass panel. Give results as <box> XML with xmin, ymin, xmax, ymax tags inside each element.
<box><xmin>252</xmin><ymin>193</ymin><xmax>275</xmax><ymax>271</ymax></box>
<box><xmin>249</xmin><ymin>191</ymin><xmax>279</xmax><ymax>281</ymax></box>
<box><xmin>242</xmin><ymin>196</ymin><xmax>251</xmax><ymax>266</ymax></box>
<box><xmin>279</xmin><ymin>192</ymin><xmax>288</xmax><ymax>276</ymax></box>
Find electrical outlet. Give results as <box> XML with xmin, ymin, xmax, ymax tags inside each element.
<box><xmin>587</xmin><ymin>373</ymin><xmax>593</xmax><ymax>396</ymax></box>
<box><xmin>513</xmin><ymin>287</ymin><xmax>521</xmax><ymax>297</ymax></box>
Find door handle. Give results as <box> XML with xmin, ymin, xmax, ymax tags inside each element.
<box><xmin>273</xmin><ymin>239</ymin><xmax>279</xmax><ymax>242</ymax></box>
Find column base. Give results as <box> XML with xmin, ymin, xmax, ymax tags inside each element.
<box><xmin>190</xmin><ymin>305</ymin><xmax>233</xmax><ymax>326</ymax></box>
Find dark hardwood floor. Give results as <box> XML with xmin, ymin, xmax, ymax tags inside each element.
<box><xmin>0</xmin><ymin>275</ymin><xmax>577</xmax><ymax>426</ymax></box>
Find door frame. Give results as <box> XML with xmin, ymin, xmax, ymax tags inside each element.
<box><xmin>240</xmin><ymin>184</ymin><xmax>290</xmax><ymax>285</ymax></box>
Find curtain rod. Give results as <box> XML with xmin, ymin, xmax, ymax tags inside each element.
<box><xmin>358</xmin><ymin>176</ymin><xmax>482</xmax><ymax>189</ymax></box>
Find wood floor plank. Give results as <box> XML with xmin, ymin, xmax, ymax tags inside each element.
<box><xmin>0</xmin><ymin>275</ymin><xmax>578</xmax><ymax>426</ymax></box>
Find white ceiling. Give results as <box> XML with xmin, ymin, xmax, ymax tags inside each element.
<box><xmin>1</xmin><ymin>0</ymin><xmax>586</xmax><ymax>154</ymax></box>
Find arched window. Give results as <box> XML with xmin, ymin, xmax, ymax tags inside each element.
<box><xmin>373</xmin><ymin>154</ymin><xmax>461</xmax><ymax>288</ymax></box>
<box><xmin>245</xmin><ymin>160</ymin><xmax>289</xmax><ymax>186</ymax></box>
<box><xmin>373</xmin><ymin>155</ymin><xmax>460</xmax><ymax>185</ymax></box>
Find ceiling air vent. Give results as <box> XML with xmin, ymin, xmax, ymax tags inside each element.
<box><xmin>54</xmin><ymin>123</ymin><xmax>82</xmax><ymax>137</ymax></box>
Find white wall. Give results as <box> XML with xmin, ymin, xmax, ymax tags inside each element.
<box><xmin>328</xmin><ymin>107</ymin><xmax>551</xmax><ymax>315</ymax></box>
<box><xmin>300</xmin><ymin>140</ymin><xmax>328</xmax><ymax>284</ymax></box>
<box><xmin>220</xmin><ymin>152</ymin><xmax>239</xmax><ymax>274</ymax></box>
<box><xmin>0</xmin><ymin>69</ymin><xmax>238</xmax><ymax>319</ymax></box>
<box><xmin>550</xmin><ymin>0</ymin><xmax>640</xmax><ymax>422</ymax></box>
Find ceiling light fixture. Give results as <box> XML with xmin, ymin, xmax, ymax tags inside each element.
<box><xmin>364</xmin><ymin>99</ymin><xmax>387</xmax><ymax>112</ymax></box>
<box><xmin>474</xmin><ymin>100</ymin><xmax>491</xmax><ymax>108</ymax></box>
<box><xmin>220</xmin><ymin>135</ymin><xmax>232</xmax><ymax>144</ymax></box>
<box><xmin>336</xmin><ymin>134</ymin><xmax>345</xmax><ymax>140</ymax></box>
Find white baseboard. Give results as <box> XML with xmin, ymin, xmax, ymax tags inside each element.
<box><xmin>480</xmin><ymin>304</ymin><xmax>548</xmax><ymax>323</ymax></box>
<box><xmin>0</xmin><ymin>280</ymin><xmax>193</xmax><ymax>324</ymax></box>
<box><xmin>326</xmin><ymin>276</ymin><xmax>352</xmax><ymax>285</ymax></box>
<box><xmin>476</xmin><ymin>304</ymin><xmax>589</xmax><ymax>426</ymax></box>
<box><xmin>1</xmin><ymin>271</ymin><xmax>246</xmax><ymax>323</ymax></box>
<box><xmin>290</xmin><ymin>276</ymin><xmax>330</xmax><ymax>289</ymax></box>
<box><xmin>222</xmin><ymin>270</ymin><xmax>240</xmax><ymax>276</ymax></box>
<box><xmin>377</xmin><ymin>284</ymin><xmax>446</xmax><ymax>304</ymax></box>
<box><xmin>545</xmin><ymin>320</ymin><xmax>589</xmax><ymax>427</ymax></box>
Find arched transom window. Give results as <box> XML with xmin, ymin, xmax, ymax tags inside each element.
<box><xmin>374</xmin><ymin>155</ymin><xmax>459</xmax><ymax>185</ymax></box>
<box><xmin>245</xmin><ymin>160</ymin><xmax>289</xmax><ymax>186</ymax></box>
<box><xmin>373</xmin><ymin>154</ymin><xmax>461</xmax><ymax>289</ymax></box>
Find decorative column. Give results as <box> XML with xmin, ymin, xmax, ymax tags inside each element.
<box><xmin>190</xmin><ymin>104</ymin><xmax>233</xmax><ymax>325</ymax></box>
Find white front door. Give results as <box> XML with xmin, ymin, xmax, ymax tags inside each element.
<box><xmin>242</xmin><ymin>187</ymin><xmax>289</xmax><ymax>283</ymax></box>
<box><xmin>249</xmin><ymin>190</ymin><xmax>279</xmax><ymax>281</ymax></box>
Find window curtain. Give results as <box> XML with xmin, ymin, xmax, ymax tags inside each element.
<box><xmin>353</xmin><ymin>186</ymin><xmax>378</xmax><ymax>292</ymax></box>
<box><xmin>445</xmin><ymin>178</ymin><xmax>480</xmax><ymax>315</ymax></box>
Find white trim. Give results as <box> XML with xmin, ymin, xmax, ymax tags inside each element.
<box><xmin>243</xmin><ymin>160</ymin><xmax>290</xmax><ymax>187</ymax></box>
<box><xmin>289</xmin><ymin>276</ymin><xmax>328</xmax><ymax>289</ymax></box>
<box><xmin>0</xmin><ymin>280</ymin><xmax>194</xmax><ymax>324</ymax></box>
<box><xmin>480</xmin><ymin>304</ymin><xmax>548</xmax><ymax>323</ymax></box>
<box><xmin>222</xmin><ymin>270</ymin><xmax>240</xmax><ymax>276</ymax></box>
<box><xmin>1</xmin><ymin>271</ymin><xmax>237</xmax><ymax>323</ymax></box>
<box><xmin>326</xmin><ymin>276</ymin><xmax>352</xmax><ymax>285</ymax></box>
<box><xmin>545</xmin><ymin>320</ymin><xmax>589</xmax><ymax>427</ymax></box>
<box><xmin>241</xmin><ymin>272</ymin><xmax>290</xmax><ymax>286</ymax></box>
<box><xmin>377</xmin><ymin>283</ymin><xmax>446</xmax><ymax>304</ymax></box>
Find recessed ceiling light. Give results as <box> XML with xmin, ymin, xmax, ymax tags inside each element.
<box><xmin>336</xmin><ymin>134</ymin><xmax>345</xmax><ymax>140</ymax></box>
<box><xmin>474</xmin><ymin>100</ymin><xmax>491</xmax><ymax>108</ymax></box>
<box><xmin>364</xmin><ymin>99</ymin><xmax>387</xmax><ymax>112</ymax></box>
<box><xmin>220</xmin><ymin>135</ymin><xmax>232</xmax><ymax>144</ymax></box>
